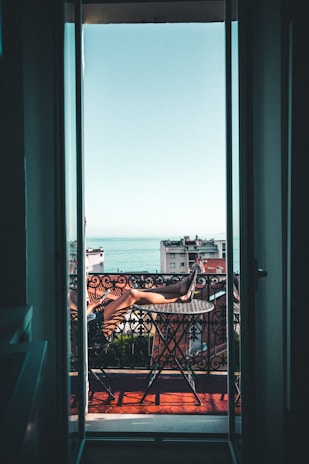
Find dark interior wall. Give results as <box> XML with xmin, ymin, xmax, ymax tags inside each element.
<box><xmin>23</xmin><ymin>1</ymin><xmax>69</xmax><ymax>462</ymax></box>
<box><xmin>287</xmin><ymin>1</ymin><xmax>309</xmax><ymax>462</ymax></box>
<box><xmin>0</xmin><ymin>0</ymin><xmax>68</xmax><ymax>462</ymax></box>
<box><xmin>0</xmin><ymin>0</ymin><xmax>27</xmax><ymax>303</ymax></box>
<box><xmin>23</xmin><ymin>0</ymin><xmax>65</xmax><ymax>342</ymax></box>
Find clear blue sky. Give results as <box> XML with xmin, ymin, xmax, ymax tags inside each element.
<box><xmin>83</xmin><ymin>22</ymin><xmax>226</xmax><ymax>239</ymax></box>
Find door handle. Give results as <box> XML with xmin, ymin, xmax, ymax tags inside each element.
<box><xmin>254</xmin><ymin>259</ymin><xmax>267</xmax><ymax>289</ymax></box>
<box><xmin>257</xmin><ymin>268</ymin><xmax>267</xmax><ymax>278</ymax></box>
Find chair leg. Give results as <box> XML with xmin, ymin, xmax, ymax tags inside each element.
<box><xmin>220</xmin><ymin>374</ymin><xmax>241</xmax><ymax>404</ymax></box>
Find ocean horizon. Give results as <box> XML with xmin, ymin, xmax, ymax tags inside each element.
<box><xmin>86</xmin><ymin>236</ymin><xmax>163</xmax><ymax>273</ymax></box>
<box><xmin>85</xmin><ymin>233</ymin><xmax>235</xmax><ymax>274</ymax></box>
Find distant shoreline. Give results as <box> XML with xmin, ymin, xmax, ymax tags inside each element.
<box><xmin>87</xmin><ymin>233</ymin><xmax>227</xmax><ymax>241</ymax></box>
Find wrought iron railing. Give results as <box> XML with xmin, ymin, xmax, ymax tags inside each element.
<box><xmin>70</xmin><ymin>272</ymin><xmax>240</xmax><ymax>373</ymax></box>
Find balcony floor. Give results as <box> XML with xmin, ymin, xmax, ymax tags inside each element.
<box><xmin>70</xmin><ymin>370</ymin><xmax>241</xmax><ymax>432</ymax></box>
<box><xmin>90</xmin><ymin>369</ymin><xmax>228</xmax><ymax>411</ymax></box>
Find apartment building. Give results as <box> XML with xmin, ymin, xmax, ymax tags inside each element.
<box><xmin>160</xmin><ymin>235</ymin><xmax>226</xmax><ymax>273</ymax></box>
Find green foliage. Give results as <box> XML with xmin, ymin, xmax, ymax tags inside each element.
<box><xmin>89</xmin><ymin>333</ymin><xmax>154</xmax><ymax>369</ymax></box>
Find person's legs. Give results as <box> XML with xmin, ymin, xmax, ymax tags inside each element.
<box><xmin>102</xmin><ymin>269</ymin><xmax>197</xmax><ymax>339</ymax></box>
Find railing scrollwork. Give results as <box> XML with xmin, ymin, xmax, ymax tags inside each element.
<box><xmin>70</xmin><ymin>272</ymin><xmax>238</xmax><ymax>373</ymax></box>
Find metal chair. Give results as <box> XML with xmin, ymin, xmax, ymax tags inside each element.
<box><xmin>69</xmin><ymin>289</ymin><xmax>115</xmax><ymax>401</ymax></box>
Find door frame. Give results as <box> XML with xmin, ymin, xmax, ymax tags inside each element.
<box><xmin>67</xmin><ymin>1</ymin><xmax>241</xmax><ymax>462</ymax></box>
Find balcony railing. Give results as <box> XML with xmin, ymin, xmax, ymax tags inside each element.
<box><xmin>70</xmin><ymin>272</ymin><xmax>240</xmax><ymax>374</ymax></box>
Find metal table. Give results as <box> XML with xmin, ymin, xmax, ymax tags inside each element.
<box><xmin>133</xmin><ymin>299</ymin><xmax>214</xmax><ymax>405</ymax></box>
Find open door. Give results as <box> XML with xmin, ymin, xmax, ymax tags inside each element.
<box><xmin>226</xmin><ymin>0</ymin><xmax>241</xmax><ymax>459</ymax></box>
<box><xmin>238</xmin><ymin>0</ymin><xmax>286</xmax><ymax>461</ymax></box>
<box><xmin>64</xmin><ymin>0</ymin><xmax>88</xmax><ymax>461</ymax></box>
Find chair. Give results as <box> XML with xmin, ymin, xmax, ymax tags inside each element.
<box><xmin>86</xmin><ymin>300</ymin><xmax>115</xmax><ymax>400</ymax></box>
<box><xmin>68</xmin><ymin>289</ymin><xmax>115</xmax><ymax>401</ymax></box>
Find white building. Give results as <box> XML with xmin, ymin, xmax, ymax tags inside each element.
<box><xmin>85</xmin><ymin>247</ymin><xmax>105</xmax><ymax>273</ymax></box>
<box><xmin>69</xmin><ymin>242</ymin><xmax>105</xmax><ymax>274</ymax></box>
<box><xmin>160</xmin><ymin>235</ymin><xmax>226</xmax><ymax>273</ymax></box>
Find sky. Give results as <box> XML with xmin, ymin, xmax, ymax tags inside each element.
<box><xmin>83</xmin><ymin>22</ymin><xmax>227</xmax><ymax>239</ymax></box>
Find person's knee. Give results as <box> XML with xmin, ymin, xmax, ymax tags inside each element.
<box><xmin>125</xmin><ymin>288</ymin><xmax>140</xmax><ymax>303</ymax></box>
<box><xmin>128</xmin><ymin>288</ymin><xmax>139</xmax><ymax>299</ymax></box>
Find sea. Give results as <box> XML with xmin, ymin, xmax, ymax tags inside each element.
<box><xmin>86</xmin><ymin>237</ymin><xmax>163</xmax><ymax>273</ymax></box>
<box><xmin>86</xmin><ymin>234</ymin><xmax>238</xmax><ymax>274</ymax></box>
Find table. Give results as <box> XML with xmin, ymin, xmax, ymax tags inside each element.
<box><xmin>133</xmin><ymin>299</ymin><xmax>214</xmax><ymax>405</ymax></box>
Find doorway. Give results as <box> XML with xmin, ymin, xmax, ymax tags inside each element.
<box><xmin>65</xmin><ymin>0</ymin><xmax>240</xmax><ymax>456</ymax></box>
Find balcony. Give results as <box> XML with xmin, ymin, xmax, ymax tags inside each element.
<box><xmin>70</xmin><ymin>272</ymin><xmax>240</xmax><ymax>424</ymax></box>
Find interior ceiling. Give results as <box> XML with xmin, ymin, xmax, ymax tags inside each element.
<box><xmin>77</xmin><ymin>1</ymin><xmax>226</xmax><ymax>24</ymax></box>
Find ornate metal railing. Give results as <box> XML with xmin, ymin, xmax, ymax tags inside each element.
<box><xmin>70</xmin><ymin>272</ymin><xmax>240</xmax><ymax>373</ymax></box>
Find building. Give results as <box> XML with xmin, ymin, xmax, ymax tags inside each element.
<box><xmin>69</xmin><ymin>243</ymin><xmax>104</xmax><ymax>274</ymax></box>
<box><xmin>202</xmin><ymin>258</ymin><xmax>226</xmax><ymax>274</ymax></box>
<box><xmin>160</xmin><ymin>235</ymin><xmax>226</xmax><ymax>273</ymax></box>
<box><xmin>0</xmin><ymin>1</ymin><xmax>308</xmax><ymax>463</ymax></box>
<box><xmin>85</xmin><ymin>247</ymin><xmax>104</xmax><ymax>273</ymax></box>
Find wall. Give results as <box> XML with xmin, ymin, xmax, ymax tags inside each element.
<box><xmin>0</xmin><ymin>0</ymin><xmax>27</xmax><ymax>303</ymax></box>
<box><xmin>0</xmin><ymin>1</ymin><xmax>69</xmax><ymax>462</ymax></box>
<box><xmin>23</xmin><ymin>0</ymin><xmax>69</xmax><ymax>462</ymax></box>
<box><xmin>287</xmin><ymin>1</ymin><xmax>309</xmax><ymax>462</ymax></box>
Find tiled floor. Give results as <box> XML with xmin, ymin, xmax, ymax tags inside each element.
<box><xmin>87</xmin><ymin>388</ymin><xmax>230</xmax><ymax>415</ymax></box>
<box><xmin>70</xmin><ymin>370</ymin><xmax>241</xmax><ymax>435</ymax></box>
<box><xmin>71</xmin><ymin>370</ymin><xmax>231</xmax><ymax>413</ymax></box>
